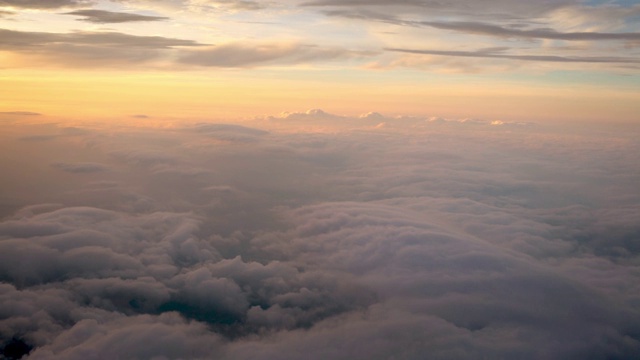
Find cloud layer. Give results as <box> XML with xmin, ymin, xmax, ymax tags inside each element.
<box><xmin>1</xmin><ymin>112</ymin><xmax>639</xmax><ymax>359</ymax></box>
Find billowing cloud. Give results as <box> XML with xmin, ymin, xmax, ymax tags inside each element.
<box><xmin>63</xmin><ymin>9</ymin><xmax>169</xmax><ymax>23</ymax></box>
<box><xmin>0</xmin><ymin>115</ymin><xmax>639</xmax><ymax>358</ymax></box>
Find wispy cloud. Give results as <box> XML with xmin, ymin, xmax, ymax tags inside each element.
<box><xmin>319</xmin><ymin>9</ymin><xmax>640</xmax><ymax>42</ymax></box>
<box><xmin>180</xmin><ymin>42</ymin><xmax>373</xmax><ymax>67</ymax></box>
<box><xmin>0</xmin><ymin>111</ymin><xmax>41</xmax><ymax>116</ymax></box>
<box><xmin>0</xmin><ymin>28</ymin><xmax>204</xmax><ymax>67</ymax></box>
<box><xmin>0</xmin><ymin>0</ymin><xmax>92</xmax><ymax>9</ymax></box>
<box><xmin>51</xmin><ymin>162</ymin><xmax>109</xmax><ymax>173</ymax></box>
<box><xmin>0</xmin><ymin>28</ymin><xmax>202</xmax><ymax>49</ymax></box>
<box><xmin>419</xmin><ymin>21</ymin><xmax>640</xmax><ymax>42</ymax></box>
<box><xmin>63</xmin><ymin>9</ymin><xmax>169</xmax><ymax>23</ymax></box>
<box><xmin>385</xmin><ymin>47</ymin><xmax>640</xmax><ymax>64</ymax></box>
<box><xmin>188</xmin><ymin>0</ymin><xmax>268</xmax><ymax>11</ymax></box>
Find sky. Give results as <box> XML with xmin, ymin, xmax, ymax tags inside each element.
<box><xmin>0</xmin><ymin>0</ymin><xmax>639</xmax><ymax>122</ymax></box>
<box><xmin>1</xmin><ymin>1</ymin><xmax>640</xmax><ymax>360</ymax></box>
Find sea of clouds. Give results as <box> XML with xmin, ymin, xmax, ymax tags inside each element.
<box><xmin>1</xmin><ymin>111</ymin><xmax>639</xmax><ymax>359</ymax></box>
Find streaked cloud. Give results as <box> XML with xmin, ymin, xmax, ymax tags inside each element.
<box><xmin>63</xmin><ymin>9</ymin><xmax>169</xmax><ymax>23</ymax></box>
<box><xmin>188</xmin><ymin>0</ymin><xmax>267</xmax><ymax>11</ymax></box>
<box><xmin>419</xmin><ymin>20</ymin><xmax>640</xmax><ymax>42</ymax></box>
<box><xmin>0</xmin><ymin>0</ymin><xmax>93</xmax><ymax>9</ymax></box>
<box><xmin>0</xmin><ymin>111</ymin><xmax>41</xmax><ymax>116</ymax></box>
<box><xmin>0</xmin><ymin>27</ymin><xmax>203</xmax><ymax>67</ymax></box>
<box><xmin>385</xmin><ymin>47</ymin><xmax>640</xmax><ymax>64</ymax></box>
<box><xmin>180</xmin><ymin>42</ymin><xmax>373</xmax><ymax>67</ymax></box>
<box><xmin>51</xmin><ymin>162</ymin><xmax>109</xmax><ymax>173</ymax></box>
<box><xmin>0</xmin><ymin>28</ymin><xmax>202</xmax><ymax>49</ymax></box>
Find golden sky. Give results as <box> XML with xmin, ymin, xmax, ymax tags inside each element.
<box><xmin>1</xmin><ymin>0</ymin><xmax>639</xmax><ymax>123</ymax></box>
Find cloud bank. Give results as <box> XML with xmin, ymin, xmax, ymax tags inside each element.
<box><xmin>0</xmin><ymin>111</ymin><xmax>639</xmax><ymax>359</ymax></box>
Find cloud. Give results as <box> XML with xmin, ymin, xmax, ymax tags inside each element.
<box><xmin>301</xmin><ymin>0</ymin><xmax>578</xmax><ymax>18</ymax></box>
<box><xmin>0</xmin><ymin>117</ymin><xmax>639</xmax><ymax>358</ymax></box>
<box><xmin>188</xmin><ymin>0</ymin><xmax>267</xmax><ymax>11</ymax></box>
<box><xmin>51</xmin><ymin>162</ymin><xmax>109</xmax><ymax>174</ymax></box>
<box><xmin>303</xmin><ymin>1</ymin><xmax>640</xmax><ymax>72</ymax></box>
<box><xmin>187</xmin><ymin>123</ymin><xmax>269</xmax><ymax>142</ymax></box>
<box><xmin>0</xmin><ymin>111</ymin><xmax>41</xmax><ymax>116</ymax></box>
<box><xmin>419</xmin><ymin>20</ymin><xmax>640</xmax><ymax>42</ymax></box>
<box><xmin>385</xmin><ymin>47</ymin><xmax>640</xmax><ymax>64</ymax></box>
<box><xmin>0</xmin><ymin>28</ymin><xmax>369</xmax><ymax>69</ymax></box>
<box><xmin>0</xmin><ymin>27</ymin><xmax>204</xmax><ymax>67</ymax></box>
<box><xmin>180</xmin><ymin>42</ymin><xmax>369</xmax><ymax>67</ymax></box>
<box><xmin>0</xmin><ymin>28</ymin><xmax>202</xmax><ymax>50</ymax></box>
<box><xmin>317</xmin><ymin>9</ymin><xmax>640</xmax><ymax>42</ymax></box>
<box><xmin>0</xmin><ymin>0</ymin><xmax>92</xmax><ymax>9</ymax></box>
<box><xmin>63</xmin><ymin>9</ymin><xmax>169</xmax><ymax>23</ymax></box>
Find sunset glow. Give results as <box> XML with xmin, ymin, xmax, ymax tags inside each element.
<box><xmin>1</xmin><ymin>0</ymin><xmax>639</xmax><ymax>122</ymax></box>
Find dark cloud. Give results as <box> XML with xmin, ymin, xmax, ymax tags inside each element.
<box><xmin>0</xmin><ymin>28</ymin><xmax>202</xmax><ymax>50</ymax></box>
<box><xmin>63</xmin><ymin>9</ymin><xmax>169</xmax><ymax>23</ymax></box>
<box><xmin>19</xmin><ymin>135</ymin><xmax>59</xmax><ymax>142</ymax></box>
<box><xmin>0</xmin><ymin>27</ymin><xmax>204</xmax><ymax>67</ymax></box>
<box><xmin>302</xmin><ymin>0</ymin><xmax>578</xmax><ymax>18</ymax></box>
<box><xmin>51</xmin><ymin>162</ymin><xmax>109</xmax><ymax>174</ymax></box>
<box><xmin>385</xmin><ymin>47</ymin><xmax>640</xmax><ymax>64</ymax></box>
<box><xmin>206</xmin><ymin>0</ymin><xmax>267</xmax><ymax>11</ymax></box>
<box><xmin>0</xmin><ymin>117</ymin><xmax>639</xmax><ymax>358</ymax></box>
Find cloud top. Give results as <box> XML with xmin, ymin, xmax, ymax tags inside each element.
<box><xmin>0</xmin><ymin>116</ymin><xmax>639</xmax><ymax>358</ymax></box>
